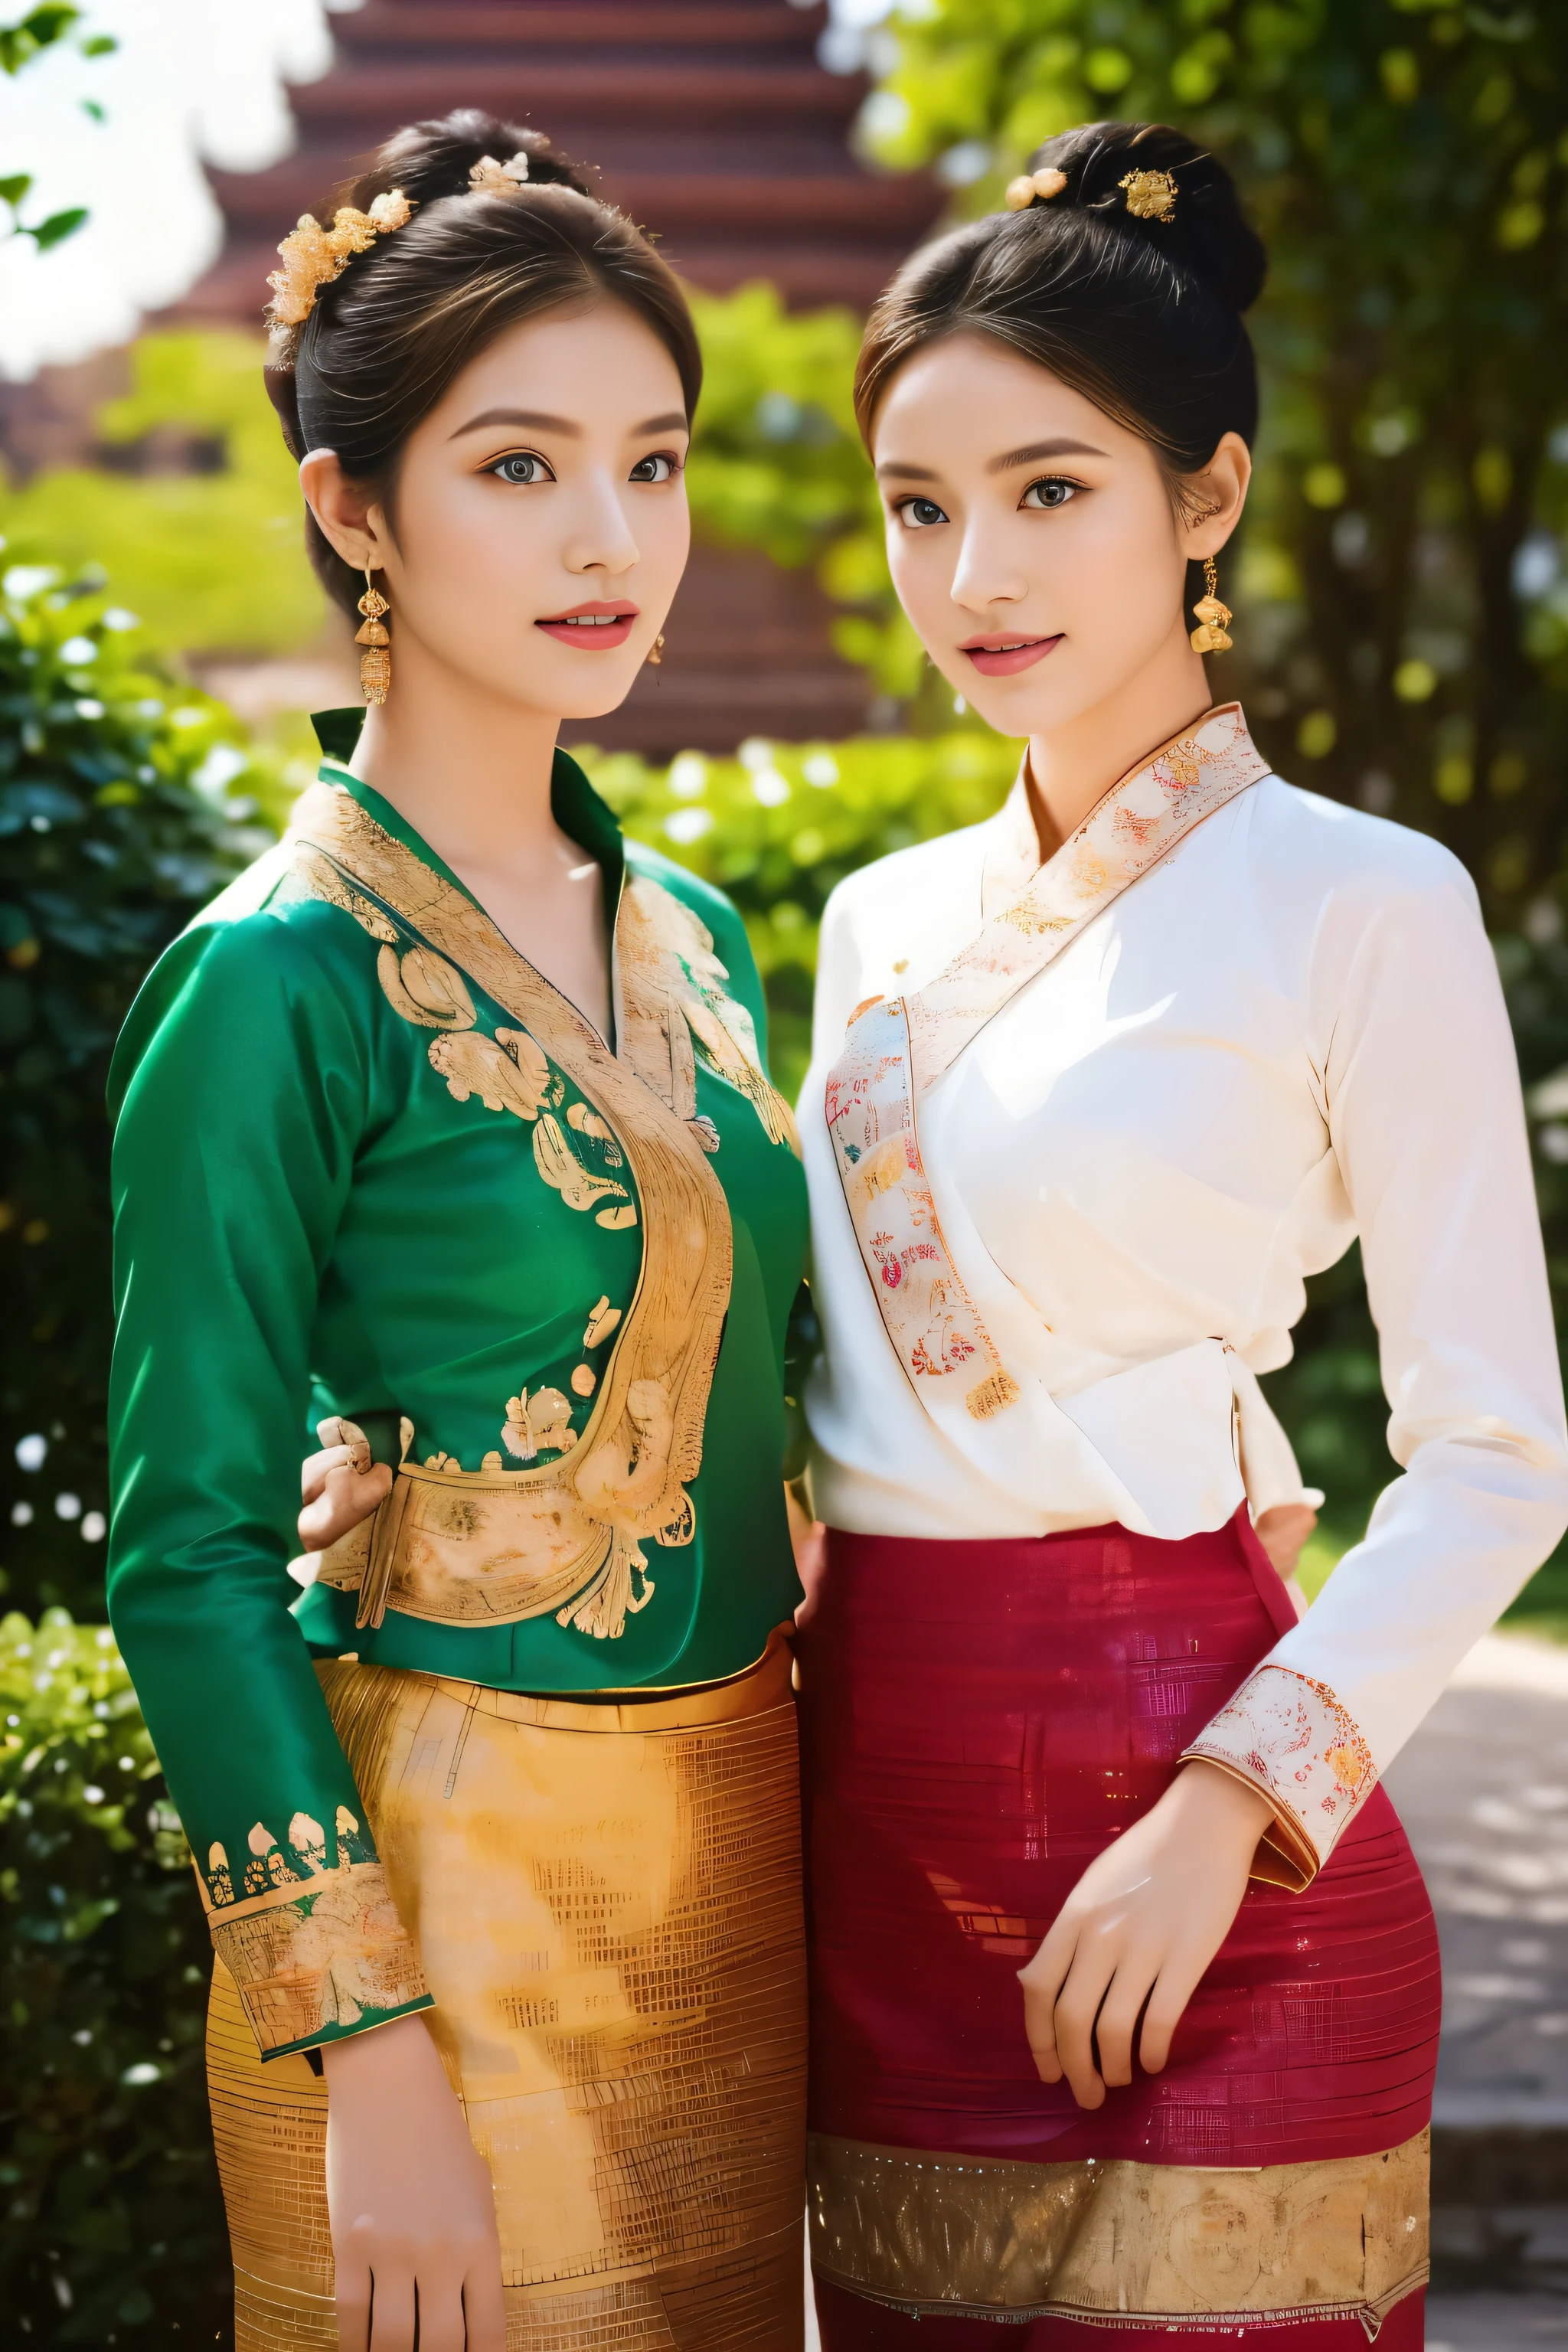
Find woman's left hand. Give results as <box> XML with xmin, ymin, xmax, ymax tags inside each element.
<box><xmin>1018</xmin><ymin>1759</ymin><xmax>1275</xmax><ymax>2109</ymax></box>
<box><xmin>299</xmin><ymin>1443</ymin><xmax>391</xmax><ymax>1553</ymax></box>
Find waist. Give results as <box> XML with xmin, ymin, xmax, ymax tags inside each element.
<box><xmin>317</xmin><ymin>1620</ymin><xmax>797</xmax><ymax>1733</ymax></box>
<box><xmin>315</xmin><ymin>1452</ymin><xmax>684</xmax><ymax>1634</ymax></box>
<box><xmin>798</xmin><ymin>1508</ymin><xmax>1293</xmax><ymax>1654</ymax></box>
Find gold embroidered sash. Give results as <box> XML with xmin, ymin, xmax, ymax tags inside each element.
<box><xmin>289</xmin><ymin>783</ymin><xmax>739</xmax><ymax>1640</ymax></box>
<box><xmin>823</xmin><ymin>706</ymin><xmax>1270</xmax><ymax>1432</ymax></box>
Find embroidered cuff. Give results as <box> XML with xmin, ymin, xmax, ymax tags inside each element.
<box><xmin>195</xmin><ymin>1808</ymin><xmax>430</xmax><ymax>2059</ymax></box>
<box><xmin>1181</xmin><ymin>1663</ymin><xmax>1377</xmax><ymax>1890</ymax></box>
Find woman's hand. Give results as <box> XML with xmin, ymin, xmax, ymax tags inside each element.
<box><xmin>1254</xmin><ymin>1501</ymin><xmax>1315</xmax><ymax>1580</ymax></box>
<box><xmin>323</xmin><ymin>2013</ymin><xmax>505</xmax><ymax>2352</ymax></box>
<box><xmin>1018</xmin><ymin>1759</ymin><xmax>1275</xmax><ymax>2109</ymax></box>
<box><xmin>1253</xmin><ymin>1501</ymin><xmax>1317</xmax><ymax>1625</ymax></box>
<box><xmin>784</xmin><ymin>1480</ymin><xmax>827</xmax><ymax>1606</ymax></box>
<box><xmin>299</xmin><ymin>1443</ymin><xmax>392</xmax><ymax>1553</ymax></box>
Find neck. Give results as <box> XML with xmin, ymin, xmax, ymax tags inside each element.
<box><xmin>347</xmin><ymin>628</ymin><xmax>565</xmax><ymax>871</ymax></box>
<box><xmin>1024</xmin><ymin>620</ymin><xmax>1216</xmax><ymax>864</ymax></box>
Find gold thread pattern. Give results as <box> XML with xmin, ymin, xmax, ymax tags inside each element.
<box><xmin>808</xmin><ymin>2128</ymin><xmax>1428</xmax><ymax>2331</ymax></box>
<box><xmin>208</xmin><ymin>1641</ymin><xmax>806</xmax><ymax>2350</ymax></box>
<box><xmin>287</xmin><ymin>791</ymin><xmax>732</xmax><ymax>1638</ymax></box>
<box><xmin>617</xmin><ymin>873</ymin><xmax>800</xmax><ymax>1155</ymax></box>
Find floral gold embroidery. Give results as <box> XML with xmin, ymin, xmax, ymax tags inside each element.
<box><xmin>617</xmin><ymin>874</ymin><xmax>800</xmax><ymax>1154</ymax></box>
<box><xmin>494</xmin><ymin>1024</ymin><xmax>553</xmax><ymax>1106</ymax></box>
<box><xmin>428</xmin><ymin>1028</ymin><xmax>551</xmax><ymax>1119</ymax></box>
<box><xmin>533</xmin><ymin>1112</ymin><xmax>635</xmax><ymax>1223</ymax></box>
<box><xmin>291</xmin><ymin>788</ymin><xmax>730</xmax><ymax>1639</ymax></box>
<box><xmin>377</xmin><ymin>941</ymin><xmax>475</xmax><ymax>1030</ymax></box>
<box><xmin>501</xmin><ymin>1385</ymin><xmax>578</xmax><ymax>1462</ymax></box>
<box><xmin>583</xmin><ymin>1296</ymin><xmax>622</xmax><ymax>1348</ymax></box>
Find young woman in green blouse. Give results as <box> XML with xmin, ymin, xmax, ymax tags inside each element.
<box><xmin>106</xmin><ymin>113</ymin><xmax>808</xmax><ymax>2352</ymax></box>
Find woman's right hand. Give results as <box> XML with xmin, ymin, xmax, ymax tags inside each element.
<box><xmin>299</xmin><ymin>1442</ymin><xmax>392</xmax><ymax>1553</ymax></box>
<box><xmin>323</xmin><ymin>2012</ymin><xmax>506</xmax><ymax>2351</ymax></box>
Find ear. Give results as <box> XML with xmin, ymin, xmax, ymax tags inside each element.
<box><xmin>1180</xmin><ymin>432</ymin><xmax>1252</xmax><ymax>561</ymax></box>
<box><xmin>299</xmin><ymin>450</ymin><xmax>391</xmax><ymax>575</ymax></box>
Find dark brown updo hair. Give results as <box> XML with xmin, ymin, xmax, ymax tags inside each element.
<box><xmin>854</xmin><ymin>122</ymin><xmax>1266</xmax><ymax>498</ymax></box>
<box><xmin>265</xmin><ymin>109</ymin><xmax>703</xmax><ymax>619</ymax></box>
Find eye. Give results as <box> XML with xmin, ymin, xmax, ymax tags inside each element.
<box><xmin>1021</xmin><ymin>476</ymin><xmax>1080</xmax><ymax>511</ymax></box>
<box><xmin>488</xmin><ymin>452</ymin><xmax>554</xmax><ymax>486</ymax></box>
<box><xmin>897</xmin><ymin>496</ymin><xmax>949</xmax><ymax>529</ymax></box>
<box><xmin>629</xmin><ymin>452</ymin><xmax>682</xmax><ymax>484</ymax></box>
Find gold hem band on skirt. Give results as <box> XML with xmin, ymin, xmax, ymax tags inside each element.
<box><xmin>210</xmin><ymin>1635</ymin><xmax>806</xmax><ymax>2348</ymax></box>
<box><xmin>807</xmin><ymin>2127</ymin><xmax>1429</xmax><ymax>2337</ymax></box>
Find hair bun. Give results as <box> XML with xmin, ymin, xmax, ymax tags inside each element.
<box><xmin>341</xmin><ymin>108</ymin><xmax>593</xmax><ymax>214</ymax></box>
<box><xmin>1026</xmin><ymin>122</ymin><xmax>1266</xmax><ymax>314</ymax></box>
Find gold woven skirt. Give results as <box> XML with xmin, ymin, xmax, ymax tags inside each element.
<box><xmin>207</xmin><ymin>1635</ymin><xmax>807</xmax><ymax>2350</ymax></box>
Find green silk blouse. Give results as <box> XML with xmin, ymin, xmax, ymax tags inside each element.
<box><xmin>106</xmin><ymin>720</ymin><xmax>808</xmax><ymax>2057</ymax></box>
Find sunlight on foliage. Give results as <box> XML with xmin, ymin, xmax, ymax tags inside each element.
<box><xmin>0</xmin><ymin>331</ymin><xmax>322</xmax><ymax>655</ymax></box>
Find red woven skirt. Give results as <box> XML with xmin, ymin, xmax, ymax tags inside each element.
<box><xmin>795</xmin><ymin>1511</ymin><xmax>1441</xmax><ymax>2343</ymax></box>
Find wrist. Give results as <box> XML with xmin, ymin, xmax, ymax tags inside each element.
<box><xmin>320</xmin><ymin>2010</ymin><xmax>436</xmax><ymax>2090</ymax></box>
<box><xmin>1175</xmin><ymin>1756</ymin><xmax>1276</xmax><ymax>1840</ymax></box>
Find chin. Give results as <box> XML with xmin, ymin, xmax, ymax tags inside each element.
<box><xmin>969</xmin><ymin>662</ymin><xmax>1108</xmax><ymax>741</ymax></box>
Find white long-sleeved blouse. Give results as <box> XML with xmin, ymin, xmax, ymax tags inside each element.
<box><xmin>801</xmin><ymin>740</ymin><xmax>1568</xmax><ymax>1881</ymax></box>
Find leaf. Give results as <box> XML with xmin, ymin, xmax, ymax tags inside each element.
<box><xmin>0</xmin><ymin>1</ymin><xmax>78</xmax><ymax>74</ymax></box>
<box><xmin>28</xmin><ymin>205</ymin><xmax>88</xmax><ymax>251</ymax></box>
<box><xmin>0</xmin><ymin>173</ymin><xmax>31</xmax><ymax>205</ymax></box>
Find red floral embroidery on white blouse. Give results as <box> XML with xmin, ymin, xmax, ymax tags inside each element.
<box><xmin>1182</xmin><ymin>1661</ymin><xmax>1377</xmax><ymax>1879</ymax></box>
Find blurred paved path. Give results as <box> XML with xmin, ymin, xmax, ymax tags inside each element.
<box><xmin>1386</xmin><ymin>1633</ymin><xmax>1568</xmax><ymax>2129</ymax></box>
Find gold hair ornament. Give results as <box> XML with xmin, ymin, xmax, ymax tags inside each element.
<box><xmin>1190</xmin><ymin>557</ymin><xmax>1233</xmax><ymax>655</ymax></box>
<box><xmin>1003</xmin><ymin>165</ymin><xmax>1068</xmax><ymax>212</ymax></box>
<box><xmin>266</xmin><ymin>189</ymin><xmax>416</xmax><ymax>330</ymax></box>
<box><xmin>469</xmin><ymin>151</ymin><xmax>531</xmax><ymax>194</ymax></box>
<box><xmin>356</xmin><ymin>571</ymin><xmax>391</xmax><ymax>704</ymax></box>
<box><xmin>1119</xmin><ymin>168</ymin><xmax>1178</xmax><ymax>223</ymax></box>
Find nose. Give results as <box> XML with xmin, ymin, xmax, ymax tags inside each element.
<box><xmin>560</xmin><ymin>468</ymin><xmax>642</xmax><ymax>581</ymax></box>
<box><xmin>949</xmin><ymin>512</ymin><xmax>1029</xmax><ymax>616</ymax></box>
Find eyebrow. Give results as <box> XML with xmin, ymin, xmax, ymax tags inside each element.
<box><xmin>449</xmin><ymin>407</ymin><xmax>689</xmax><ymax>441</ymax></box>
<box><xmin>987</xmin><ymin>436</ymin><xmax>1107</xmax><ymax>474</ymax></box>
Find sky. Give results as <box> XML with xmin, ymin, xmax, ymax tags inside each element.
<box><xmin>0</xmin><ymin>0</ymin><xmax>362</xmax><ymax>380</ymax></box>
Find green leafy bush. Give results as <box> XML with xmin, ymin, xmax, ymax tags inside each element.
<box><xmin>0</xmin><ymin>334</ymin><xmax>322</xmax><ymax>658</ymax></box>
<box><xmin>0</xmin><ymin>565</ymin><xmax>271</xmax><ymax>1622</ymax></box>
<box><xmin>0</xmin><ymin>1609</ymin><xmax>227</xmax><ymax>2344</ymax></box>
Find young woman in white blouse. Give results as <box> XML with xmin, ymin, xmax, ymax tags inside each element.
<box><xmin>796</xmin><ymin>122</ymin><xmax>1568</xmax><ymax>2348</ymax></box>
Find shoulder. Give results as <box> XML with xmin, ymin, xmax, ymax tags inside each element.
<box><xmin>822</xmin><ymin>817</ymin><xmax>993</xmax><ymax>946</ymax></box>
<box><xmin>108</xmin><ymin>844</ymin><xmax>375</xmax><ymax>1120</ymax></box>
<box><xmin>1240</xmin><ymin>776</ymin><xmax>1479</xmax><ymax>923</ymax></box>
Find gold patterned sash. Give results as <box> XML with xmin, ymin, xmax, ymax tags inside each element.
<box><xmin>824</xmin><ymin>706</ymin><xmax>1270</xmax><ymax>1436</ymax></box>
<box><xmin>289</xmin><ymin>783</ymin><xmax>740</xmax><ymax>1640</ymax></box>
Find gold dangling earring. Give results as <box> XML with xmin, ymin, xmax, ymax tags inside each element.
<box><xmin>645</xmin><ymin>632</ymin><xmax>665</xmax><ymax>671</ymax></box>
<box><xmin>1189</xmin><ymin>556</ymin><xmax>1233</xmax><ymax>655</ymax></box>
<box><xmin>355</xmin><ymin>567</ymin><xmax>391</xmax><ymax>704</ymax></box>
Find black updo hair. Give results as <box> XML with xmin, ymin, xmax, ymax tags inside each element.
<box><xmin>854</xmin><ymin>122</ymin><xmax>1266</xmax><ymax>494</ymax></box>
<box><xmin>264</xmin><ymin>109</ymin><xmax>703</xmax><ymax>620</ymax></box>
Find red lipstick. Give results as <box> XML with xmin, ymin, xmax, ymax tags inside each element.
<box><xmin>535</xmin><ymin>599</ymin><xmax>639</xmax><ymax>650</ymax></box>
<box><xmin>959</xmin><ymin>629</ymin><xmax>1064</xmax><ymax>678</ymax></box>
